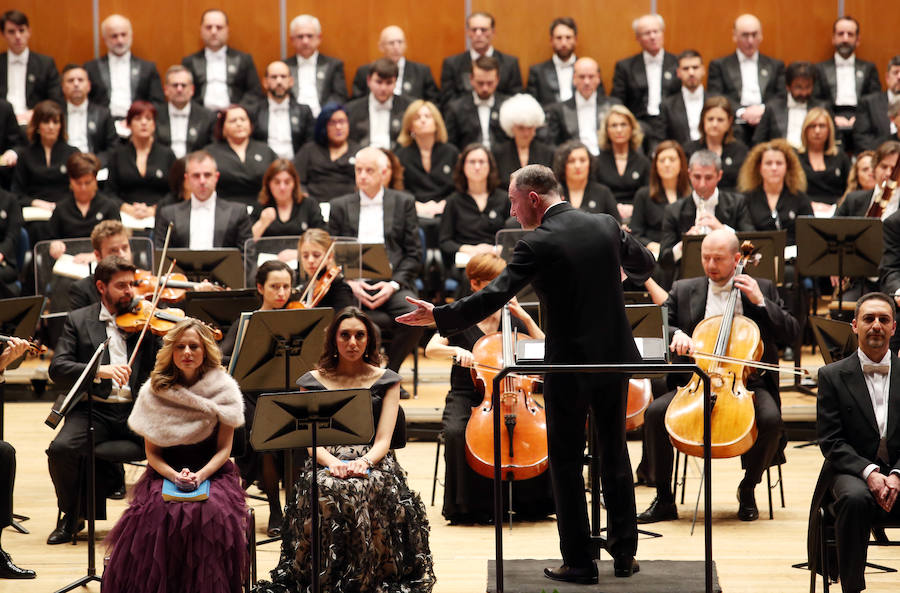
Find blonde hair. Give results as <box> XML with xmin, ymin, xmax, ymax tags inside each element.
<box><xmin>737</xmin><ymin>138</ymin><xmax>807</xmax><ymax>195</ymax></box>
<box><xmin>149</xmin><ymin>319</ymin><xmax>223</xmax><ymax>392</ymax></box>
<box><xmin>397</xmin><ymin>100</ymin><xmax>448</xmax><ymax>147</ymax></box>
<box><xmin>597</xmin><ymin>105</ymin><xmax>643</xmax><ymax>152</ymax></box>
<box><xmin>799</xmin><ymin>107</ymin><xmax>838</xmax><ymax>156</ymax></box>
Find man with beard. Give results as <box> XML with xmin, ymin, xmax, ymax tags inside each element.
<box><xmin>752</xmin><ymin>61</ymin><xmax>830</xmax><ymax>148</ymax></box>
<box><xmin>657</xmin><ymin>49</ymin><xmax>706</xmax><ymax>145</ymax></box>
<box><xmin>248</xmin><ymin>60</ymin><xmax>314</xmax><ymax>159</ymax></box>
<box><xmin>45</xmin><ymin>256</ymin><xmax>160</xmax><ymax>544</ymax></box>
<box><xmin>526</xmin><ymin>17</ymin><xmax>584</xmax><ymax>107</ymax></box>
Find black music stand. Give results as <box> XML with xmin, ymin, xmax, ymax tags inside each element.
<box><xmin>154</xmin><ymin>248</ymin><xmax>244</xmax><ymax>289</ymax></box>
<box><xmin>46</xmin><ymin>339</ymin><xmax>108</xmax><ymax>593</ymax></box>
<box><xmin>681</xmin><ymin>230</ymin><xmax>786</xmax><ymax>283</ymax></box>
<box><xmin>250</xmin><ymin>389</ymin><xmax>375</xmax><ymax>593</ymax></box>
<box><xmin>808</xmin><ymin>317</ymin><xmax>857</xmax><ymax>365</ymax></box>
<box><xmin>182</xmin><ymin>289</ymin><xmax>260</xmax><ymax>335</ymax></box>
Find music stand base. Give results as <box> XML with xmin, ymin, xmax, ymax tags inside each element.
<box><xmin>53</xmin><ymin>573</ymin><xmax>101</xmax><ymax>593</ymax></box>
<box><xmin>10</xmin><ymin>515</ymin><xmax>29</xmax><ymax>534</ymax></box>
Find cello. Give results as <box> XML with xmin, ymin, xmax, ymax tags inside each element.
<box><xmin>664</xmin><ymin>241</ymin><xmax>762</xmax><ymax>459</ymax></box>
<box><xmin>464</xmin><ymin>304</ymin><xmax>549</xmax><ymax>481</ymax></box>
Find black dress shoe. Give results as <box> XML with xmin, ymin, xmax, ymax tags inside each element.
<box><xmin>543</xmin><ymin>564</ymin><xmax>598</xmax><ymax>584</ymax></box>
<box><xmin>613</xmin><ymin>556</ymin><xmax>640</xmax><ymax>577</ymax></box>
<box><xmin>266</xmin><ymin>514</ymin><xmax>283</xmax><ymax>538</ymax></box>
<box><xmin>0</xmin><ymin>549</ymin><xmax>36</xmax><ymax>579</ymax></box>
<box><xmin>47</xmin><ymin>515</ymin><xmax>84</xmax><ymax>545</ymax></box>
<box><xmin>108</xmin><ymin>486</ymin><xmax>127</xmax><ymax>500</ymax></box>
<box><xmin>737</xmin><ymin>487</ymin><xmax>759</xmax><ymax>521</ymax></box>
<box><xmin>637</xmin><ymin>496</ymin><xmax>678</xmax><ymax>524</ymax></box>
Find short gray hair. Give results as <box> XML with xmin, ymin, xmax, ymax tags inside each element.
<box><xmin>632</xmin><ymin>14</ymin><xmax>665</xmax><ymax>33</ymax></box>
<box><xmin>290</xmin><ymin>14</ymin><xmax>321</xmax><ymax>35</ymax></box>
<box><xmin>688</xmin><ymin>149</ymin><xmax>722</xmax><ymax>171</ymax></box>
<box><xmin>498</xmin><ymin>94</ymin><xmax>546</xmax><ymax>137</ymax></box>
<box><xmin>511</xmin><ymin>165</ymin><xmax>561</xmax><ymax>199</ymax></box>
<box><xmin>165</xmin><ymin>64</ymin><xmax>193</xmax><ymax>85</ymax></box>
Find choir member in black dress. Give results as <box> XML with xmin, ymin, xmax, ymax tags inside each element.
<box><xmin>630</xmin><ymin>140</ymin><xmax>690</xmax><ymax>260</ymax></box>
<box><xmin>683</xmin><ymin>95</ymin><xmax>748</xmax><ymax>193</ymax></box>
<box><xmin>395</xmin><ymin>100</ymin><xmax>459</xmax><ymax>219</ymax></box>
<box><xmin>738</xmin><ymin>138</ymin><xmax>813</xmax><ymax>247</ymax></box>
<box><xmin>840</xmin><ymin>149</ymin><xmax>876</xmax><ymax>204</ymax></box>
<box><xmin>293</xmin><ymin>104</ymin><xmax>360</xmax><ymax>203</ymax></box>
<box><xmin>11</xmin><ymin>100</ymin><xmax>79</xmax><ymax>209</ymax></box>
<box><xmin>492</xmin><ymin>93</ymin><xmax>554</xmax><ymax>189</ymax></box>
<box><xmin>438</xmin><ymin>144</ymin><xmax>510</xmax><ymax>268</ymax></box>
<box><xmin>797</xmin><ymin>106</ymin><xmax>850</xmax><ymax>211</ymax></box>
<box><xmin>424</xmin><ymin>252</ymin><xmax>554</xmax><ymax>524</ymax></box>
<box><xmin>0</xmin><ymin>187</ymin><xmax>23</xmax><ymax>297</ymax></box>
<box><xmin>205</xmin><ymin>104</ymin><xmax>277</xmax><ymax>207</ymax></box>
<box><xmin>250</xmin><ymin>159</ymin><xmax>325</xmax><ymax>239</ymax></box>
<box><xmin>106</xmin><ymin>100</ymin><xmax>176</xmax><ymax>221</ymax></box>
<box><xmin>380</xmin><ymin>148</ymin><xmax>405</xmax><ymax>191</ymax></box>
<box><xmin>47</xmin><ymin>153</ymin><xmax>120</xmax><ymax>241</ymax></box>
<box><xmin>595</xmin><ymin>104</ymin><xmax>650</xmax><ymax>219</ymax></box>
<box><xmin>552</xmin><ymin>140</ymin><xmax>619</xmax><ymax>220</ymax></box>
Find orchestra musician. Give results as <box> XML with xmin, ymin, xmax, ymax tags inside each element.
<box><xmin>424</xmin><ymin>252</ymin><xmax>554</xmax><ymax>525</ymax></box>
<box><xmin>45</xmin><ymin>256</ymin><xmax>161</xmax><ymax>544</ymax></box>
<box><xmin>636</xmin><ymin>229</ymin><xmax>799</xmax><ymax>524</ymax></box>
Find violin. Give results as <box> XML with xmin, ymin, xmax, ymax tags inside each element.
<box><xmin>664</xmin><ymin>241</ymin><xmax>761</xmax><ymax>459</ymax></box>
<box><xmin>287</xmin><ymin>265</ymin><xmax>342</xmax><ymax>309</ymax></box>
<box><xmin>0</xmin><ymin>334</ymin><xmax>47</xmax><ymax>356</ymax></box>
<box><xmin>865</xmin><ymin>154</ymin><xmax>900</xmax><ymax>218</ymax></box>
<box><xmin>464</xmin><ymin>304</ymin><xmax>549</xmax><ymax>481</ymax></box>
<box><xmin>133</xmin><ymin>269</ymin><xmax>223</xmax><ymax>303</ymax></box>
<box><xmin>116</xmin><ymin>298</ymin><xmax>223</xmax><ymax>340</ymax></box>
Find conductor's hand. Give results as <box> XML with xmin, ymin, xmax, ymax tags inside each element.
<box><xmin>734</xmin><ymin>273</ymin><xmax>765</xmax><ymax>306</ymax></box>
<box><xmin>670</xmin><ymin>331</ymin><xmax>694</xmax><ymax>357</ymax></box>
<box><xmin>98</xmin><ymin>364</ymin><xmax>131</xmax><ymax>386</ymax></box>
<box><xmin>396</xmin><ymin>297</ymin><xmax>436</xmax><ymax>327</ymax></box>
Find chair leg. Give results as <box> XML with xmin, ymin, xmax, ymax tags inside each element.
<box><xmin>767</xmin><ymin>467</ymin><xmax>774</xmax><ymax>520</ymax></box>
<box><xmin>672</xmin><ymin>449</ymin><xmax>681</xmax><ymax>503</ymax></box>
<box><xmin>413</xmin><ymin>346</ymin><xmax>419</xmax><ymax>398</ymax></box>
<box><xmin>680</xmin><ymin>452</ymin><xmax>688</xmax><ymax>505</ymax></box>
<box><xmin>817</xmin><ymin>507</ymin><xmax>827</xmax><ymax>593</ymax></box>
<box><xmin>246</xmin><ymin>506</ymin><xmax>257</xmax><ymax>592</ymax></box>
<box><xmin>431</xmin><ymin>433</ymin><xmax>442</xmax><ymax>507</ymax></box>
<box><xmin>778</xmin><ymin>464</ymin><xmax>785</xmax><ymax>508</ymax></box>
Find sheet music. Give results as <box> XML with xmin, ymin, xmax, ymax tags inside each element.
<box><xmin>226</xmin><ymin>312</ymin><xmax>253</xmax><ymax>375</ymax></box>
<box><xmin>22</xmin><ymin>206</ymin><xmax>52</xmax><ymax>222</ymax></box>
<box><xmin>119</xmin><ymin>211</ymin><xmax>155</xmax><ymax>230</ymax></box>
<box><xmin>257</xmin><ymin>252</ymin><xmax>298</xmax><ymax>269</ymax></box>
<box><xmin>52</xmin><ymin>253</ymin><xmax>91</xmax><ymax>279</ymax></box>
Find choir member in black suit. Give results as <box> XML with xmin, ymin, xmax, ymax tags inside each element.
<box><xmin>611</xmin><ymin>14</ymin><xmax>680</xmax><ymax>148</ymax></box>
<box><xmin>738</xmin><ymin>139</ymin><xmax>813</xmax><ymax>247</ymax></box>
<box><xmin>683</xmin><ymin>96</ymin><xmax>749</xmax><ymax>192</ymax></box>
<box><xmin>351</xmin><ymin>26</ymin><xmax>439</xmax><ymax>103</ymax></box>
<box><xmin>439</xmin><ymin>12</ymin><xmax>522</xmax><ymax>108</ymax></box>
<box><xmin>181</xmin><ymin>9</ymin><xmax>263</xmax><ymax>113</ymax></box>
<box><xmin>0</xmin><ymin>10</ymin><xmax>63</xmax><ymax>123</ymax></box>
<box><xmin>752</xmin><ymin>61</ymin><xmax>830</xmax><ymax>148</ymax></box>
<box><xmin>526</xmin><ymin>17</ymin><xmax>588</xmax><ymax>107</ymax></box>
<box><xmin>344</xmin><ymin>58</ymin><xmax>411</xmax><ymax>151</ymax></box>
<box><xmin>11</xmin><ymin>100</ymin><xmax>79</xmax><ymax>209</ymax></box>
<box><xmin>836</xmin><ymin>142</ymin><xmax>900</xmax><ymax>218</ymax></box>
<box><xmin>814</xmin><ymin>16</ymin><xmax>882</xmax><ymax>138</ymax></box>
<box><xmin>0</xmin><ymin>187</ymin><xmax>22</xmax><ymax>297</ymax></box>
<box><xmin>47</xmin><ymin>153</ymin><xmax>120</xmax><ymax>241</ymax></box>
<box><xmin>594</xmin><ymin>104</ymin><xmax>650</xmax><ymax>219</ymax></box>
<box><xmin>0</xmin><ymin>97</ymin><xmax>23</xmax><ymax>171</ymax></box>
<box><xmin>249</xmin><ymin>61</ymin><xmax>313</xmax><ymax>159</ymax></box>
<box><xmin>205</xmin><ymin>104</ymin><xmax>277</xmax><ymax>207</ymax></box>
<box><xmin>493</xmin><ymin>94</ymin><xmax>553</xmax><ymax>189</ymax></box>
<box><xmin>657</xmin><ymin>50</ymin><xmax>705</xmax><ymax>146</ymax></box>
<box><xmin>439</xmin><ymin>144</ymin><xmax>509</xmax><ymax>267</ymax></box>
<box><xmin>544</xmin><ymin>57</ymin><xmax>620</xmax><ymax>154</ymax></box>
<box><xmin>631</xmin><ymin>140</ymin><xmax>690</xmax><ymax>258</ymax></box>
<box><xmin>882</xmin><ymin>100</ymin><xmax>900</xmax><ymax>146</ymax></box>
<box><xmin>444</xmin><ymin>56</ymin><xmax>509</xmax><ymax>152</ymax></box>
<box><xmin>396</xmin><ymin>100</ymin><xmax>459</xmax><ymax>219</ymax></box>
<box><xmin>293</xmin><ymin>104</ymin><xmax>360</xmax><ymax>202</ymax></box>
<box><xmin>552</xmin><ymin>140</ymin><xmax>619</xmax><ymax>221</ymax></box>
<box><xmin>251</xmin><ymin>159</ymin><xmax>325</xmax><ymax>239</ymax></box>
<box><xmin>60</xmin><ymin>65</ymin><xmax>117</xmax><ymax>165</ymax></box>
<box><xmin>852</xmin><ymin>56</ymin><xmax>900</xmax><ymax>152</ymax></box>
<box><xmin>106</xmin><ymin>101</ymin><xmax>176</xmax><ymax>221</ymax></box>
<box><xmin>286</xmin><ymin>14</ymin><xmax>347</xmax><ymax>117</ymax></box>
<box><xmin>84</xmin><ymin>15</ymin><xmax>164</xmax><ymax>120</ymax></box>
<box><xmin>155</xmin><ymin>65</ymin><xmax>216</xmax><ymax>159</ymax></box>
<box><xmin>707</xmin><ymin>14</ymin><xmax>786</xmax><ymax>142</ymax></box>
<box><xmin>797</xmin><ymin>107</ymin><xmax>850</xmax><ymax>209</ymax></box>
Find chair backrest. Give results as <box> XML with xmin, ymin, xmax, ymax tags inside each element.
<box><xmin>242</xmin><ymin>235</ymin><xmax>302</xmax><ymax>288</ymax></box>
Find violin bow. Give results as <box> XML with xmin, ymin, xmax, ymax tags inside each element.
<box><xmin>127</xmin><ymin>260</ymin><xmax>176</xmax><ymax>369</ymax></box>
<box><xmin>298</xmin><ymin>241</ymin><xmax>336</xmax><ymax>307</ymax></box>
<box><xmin>689</xmin><ymin>350</ymin><xmax>811</xmax><ymax>376</ymax></box>
<box><xmin>151</xmin><ymin>222</ymin><xmax>174</xmax><ymax>303</ymax></box>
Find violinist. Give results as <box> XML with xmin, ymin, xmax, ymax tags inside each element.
<box><xmin>636</xmin><ymin>229</ymin><xmax>799</xmax><ymax>524</ymax></box>
<box><xmin>424</xmin><ymin>252</ymin><xmax>554</xmax><ymax>524</ymax></box>
<box><xmin>296</xmin><ymin>228</ymin><xmax>354</xmax><ymax>310</ymax></box>
<box><xmin>46</xmin><ymin>255</ymin><xmax>161</xmax><ymax>544</ymax></box>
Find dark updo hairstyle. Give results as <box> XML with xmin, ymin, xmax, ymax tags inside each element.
<box><xmin>255</xmin><ymin>259</ymin><xmax>294</xmax><ymax>288</ymax></box>
<box><xmin>316</xmin><ymin>307</ymin><xmax>382</xmax><ymax>372</ymax></box>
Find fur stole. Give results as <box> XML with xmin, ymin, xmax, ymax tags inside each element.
<box><xmin>128</xmin><ymin>368</ymin><xmax>245</xmax><ymax>447</ymax></box>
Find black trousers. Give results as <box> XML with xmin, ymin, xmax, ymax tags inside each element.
<box><xmin>363</xmin><ymin>287</ymin><xmax>424</xmax><ymax>372</ymax></box>
<box><xmin>644</xmin><ymin>384</ymin><xmax>783</xmax><ymax>500</ymax></box>
<box><xmin>0</xmin><ymin>440</ymin><xmax>14</xmax><ymax>528</ymax></box>
<box><xmin>543</xmin><ymin>373</ymin><xmax>637</xmax><ymax>567</ymax></box>
<box><xmin>46</xmin><ymin>400</ymin><xmax>139</xmax><ymax>520</ymax></box>
<box><xmin>830</xmin><ymin>472</ymin><xmax>900</xmax><ymax>592</ymax></box>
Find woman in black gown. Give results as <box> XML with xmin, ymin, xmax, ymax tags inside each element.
<box><xmin>552</xmin><ymin>140</ymin><xmax>620</xmax><ymax>220</ymax></box>
<box><xmin>206</xmin><ymin>104</ymin><xmax>277</xmax><ymax>207</ymax></box>
<box><xmin>630</xmin><ymin>140</ymin><xmax>690</xmax><ymax>257</ymax></box>
<box><xmin>683</xmin><ymin>96</ymin><xmax>748</xmax><ymax>192</ymax></box>
<box><xmin>250</xmin><ymin>159</ymin><xmax>325</xmax><ymax>239</ymax></box>
<box><xmin>293</xmin><ymin>104</ymin><xmax>360</xmax><ymax>203</ymax></box>
<box><xmin>492</xmin><ymin>93</ymin><xmax>554</xmax><ymax>188</ymax></box>
<box><xmin>594</xmin><ymin>104</ymin><xmax>650</xmax><ymax>220</ymax></box>
<box><xmin>424</xmin><ymin>252</ymin><xmax>555</xmax><ymax>524</ymax></box>
<box><xmin>796</xmin><ymin>106</ymin><xmax>850</xmax><ymax>212</ymax></box>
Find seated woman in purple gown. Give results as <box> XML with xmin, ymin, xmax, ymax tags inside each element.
<box><xmin>103</xmin><ymin>319</ymin><xmax>248</xmax><ymax>593</ymax></box>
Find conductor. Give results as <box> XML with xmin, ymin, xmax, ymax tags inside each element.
<box><xmin>398</xmin><ymin>164</ymin><xmax>656</xmax><ymax>584</ymax></box>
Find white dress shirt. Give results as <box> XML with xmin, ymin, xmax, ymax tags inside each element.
<box><xmin>704</xmin><ymin>276</ymin><xmax>743</xmax><ymax>318</ymax></box>
<box><xmin>168</xmin><ymin>103</ymin><xmax>191</xmax><ymax>158</ymax></box>
<box><xmin>98</xmin><ymin>304</ymin><xmax>132</xmax><ymax>402</ymax></box>
<box><xmin>66</xmin><ymin>101</ymin><xmax>89</xmax><ymax>153</ymax></box>
<box><xmin>189</xmin><ymin>193</ymin><xmax>217</xmax><ymax>249</ymax></box>
<box><xmin>358</xmin><ymin>187</ymin><xmax>385</xmax><ymax>243</ymax></box>
<box><xmin>682</xmin><ymin>86</ymin><xmax>704</xmax><ymax>141</ymax></box>
<box><xmin>833</xmin><ymin>53</ymin><xmax>858</xmax><ymax>107</ymax></box>
<box><xmin>203</xmin><ymin>46</ymin><xmax>230</xmax><ymax>111</ymax></box>
<box><xmin>108</xmin><ymin>51</ymin><xmax>133</xmax><ymax>118</ymax></box>
<box><xmin>393</xmin><ymin>57</ymin><xmax>406</xmax><ymax>96</ymax></box>
<box><xmin>575</xmin><ymin>91</ymin><xmax>599</xmax><ymax>155</ymax></box>
<box><xmin>737</xmin><ymin>51</ymin><xmax>763</xmax><ymax>107</ymax></box>
<box><xmin>469</xmin><ymin>47</ymin><xmax>495</xmax><ymax>61</ymax></box>
<box><xmin>890</xmin><ymin>91</ymin><xmax>899</xmax><ymax>135</ymax></box>
<box><xmin>643</xmin><ymin>50</ymin><xmax>664</xmax><ymax>116</ymax></box>
<box><xmin>785</xmin><ymin>94</ymin><xmax>808</xmax><ymax>149</ymax></box>
<box><xmin>5</xmin><ymin>48</ymin><xmax>28</xmax><ymax>115</ymax></box>
<box><xmin>553</xmin><ymin>53</ymin><xmax>575</xmax><ymax>102</ymax></box>
<box><xmin>368</xmin><ymin>93</ymin><xmax>392</xmax><ymax>149</ymax></box>
<box><xmin>857</xmin><ymin>348</ymin><xmax>896</xmax><ymax>479</ymax></box>
<box><xmin>295</xmin><ymin>51</ymin><xmax>321</xmax><ymax>117</ymax></box>
<box><xmin>473</xmin><ymin>92</ymin><xmax>495</xmax><ymax>150</ymax></box>
<box><xmin>267</xmin><ymin>97</ymin><xmax>294</xmax><ymax>158</ymax></box>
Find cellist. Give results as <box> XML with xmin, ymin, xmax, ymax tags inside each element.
<box><xmin>637</xmin><ymin>229</ymin><xmax>799</xmax><ymax>524</ymax></box>
<box><xmin>424</xmin><ymin>252</ymin><xmax>554</xmax><ymax>525</ymax></box>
